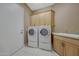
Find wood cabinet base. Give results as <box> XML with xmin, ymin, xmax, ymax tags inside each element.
<box><xmin>53</xmin><ymin>35</ymin><xmax>79</xmax><ymax>56</ymax></box>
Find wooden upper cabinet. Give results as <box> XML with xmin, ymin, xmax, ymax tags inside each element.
<box><xmin>31</xmin><ymin>10</ymin><xmax>54</xmax><ymax>26</ymax></box>
<box><xmin>39</xmin><ymin>11</ymin><xmax>51</xmax><ymax>25</ymax></box>
<box><xmin>39</xmin><ymin>12</ymin><xmax>45</xmax><ymax>25</ymax></box>
<box><xmin>44</xmin><ymin>12</ymin><xmax>51</xmax><ymax>25</ymax></box>
<box><xmin>31</xmin><ymin>14</ymin><xmax>40</xmax><ymax>26</ymax></box>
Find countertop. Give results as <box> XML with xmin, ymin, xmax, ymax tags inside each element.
<box><xmin>52</xmin><ymin>32</ymin><xmax>79</xmax><ymax>39</ymax></box>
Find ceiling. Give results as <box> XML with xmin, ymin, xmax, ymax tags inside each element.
<box><xmin>27</xmin><ymin>3</ymin><xmax>55</xmax><ymax>11</ymax></box>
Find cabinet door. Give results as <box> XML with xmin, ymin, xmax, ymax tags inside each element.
<box><xmin>39</xmin><ymin>13</ymin><xmax>45</xmax><ymax>25</ymax></box>
<box><xmin>53</xmin><ymin>37</ymin><xmax>64</xmax><ymax>55</ymax></box>
<box><xmin>43</xmin><ymin>12</ymin><xmax>51</xmax><ymax>25</ymax></box>
<box><xmin>31</xmin><ymin>14</ymin><xmax>39</xmax><ymax>26</ymax></box>
<box><xmin>31</xmin><ymin>15</ymin><xmax>34</xmax><ymax>26</ymax></box>
<box><xmin>39</xmin><ymin>11</ymin><xmax>51</xmax><ymax>25</ymax></box>
<box><xmin>64</xmin><ymin>42</ymin><xmax>79</xmax><ymax>56</ymax></box>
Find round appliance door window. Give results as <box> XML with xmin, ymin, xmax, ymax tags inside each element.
<box><xmin>29</xmin><ymin>29</ymin><xmax>34</xmax><ymax>35</ymax></box>
<box><xmin>40</xmin><ymin>28</ymin><xmax>48</xmax><ymax>36</ymax></box>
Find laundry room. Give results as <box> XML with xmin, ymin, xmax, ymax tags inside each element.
<box><xmin>24</xmin><ymin>3</ymin><xmax>79</xmax><ymax>56</ymax></box>
<box><xmin>0</xmin><ymin>3</ymin><xmax>79</xmax><ymax>56</ymax></box>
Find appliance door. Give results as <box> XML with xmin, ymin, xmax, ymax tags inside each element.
<box><xmin>28</xmin><ymin>28</ymin><xmax>38</xmax><ymax>42</ymax></box>
<box><xmin>40</xmin><ymin>28</ymin><xmax>48</xmax><ymax>36</ymax></box>
<box><xmin>39</xmin><ymin>28</ymin><xmax>51</xmax><ymax>43</ymax></box>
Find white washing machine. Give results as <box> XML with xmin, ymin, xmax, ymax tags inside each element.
<box><xmin>39</xmin><ymin>25</ymin><xmax>52</xmax><ymax>50</ymax></box>
<box><xmin>28</xmin><ymin>26</ymin><xmax>38</xmax><ymax>48</ymax></box>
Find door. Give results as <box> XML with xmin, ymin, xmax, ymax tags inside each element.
<box><xmin>0</xmin><ymin>4</ymin><xmax>24</xmax><ymax>55</ymax></box>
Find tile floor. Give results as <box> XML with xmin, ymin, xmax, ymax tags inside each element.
<box><xmin>13</xmin><ymin>47</ymin><xmax>59</xmax><ymax>56</ymax></box>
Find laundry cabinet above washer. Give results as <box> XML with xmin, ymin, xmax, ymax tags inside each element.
<box><xmin>31</xmin><ymin>10</ymin><xmax>55</xmax><ymax>27</ymax></box>
<box><xmin>31</xmin><ymin>14</ymin><xmax>40</xmax><ymax>26</ymax></box>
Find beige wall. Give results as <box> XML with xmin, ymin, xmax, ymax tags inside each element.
<box><xmin>53</xmin><ymin>3</ymin><xmax>79</xmax><ymax>33</ymax></box>
<box><xmin>19</xmin><ymin>4</ymin><xmax>32</xmax><ymax>46</ymax></box>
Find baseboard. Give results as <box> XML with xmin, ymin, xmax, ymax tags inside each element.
<box><xmin>10</xmin><ymin>46</ymin><xmax>24</xmax><ymax>56</ymax></box>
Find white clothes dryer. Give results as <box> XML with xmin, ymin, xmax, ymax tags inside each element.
<box><xmin>28</xmin><ymin>26</ymin><xmax>38</xmax><ymax>48</ymax></box>
<box><xmin>39</xmin><ymin>25</ymin><xmax>52</xmax><ymax>50</ymax></box>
